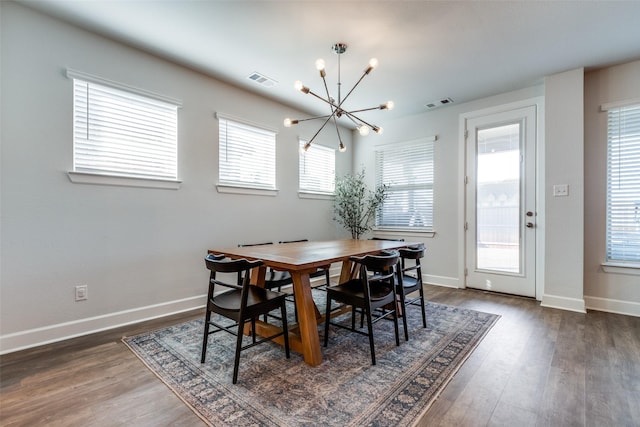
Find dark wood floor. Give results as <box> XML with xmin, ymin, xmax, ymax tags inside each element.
<box><xmin>1</xmin><ymin>286</ymin><xmax>639</xmax><ymax>426</ymax></box>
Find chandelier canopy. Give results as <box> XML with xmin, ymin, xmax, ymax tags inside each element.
<box><xmin>284</xmin><ymin>43</ymin><xmax>393</xmax><ymax>153</ymax></box>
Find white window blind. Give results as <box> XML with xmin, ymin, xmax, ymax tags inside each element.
<box><xmin>299</xmin><ymin>140</ymin><xmax>335</xmax><ymax>194</ymax></box>
<box><xmin>72</xmin><ymin>78</ymin><xmax>178</xmax><ymax>180</ymax></box>
<box><xmin>375</xmin><ymin>137</ymin><xmax>435</xmax><ymax>229</ymax></box>
<box><xmin>218</xmin><ymin>115</ymin><xmax>276</xmax><ymax>190</ymax></box>
<box><xmin>606</xmin><ymin>103</ymin><xmax>640</xmax><ymax>264</ymax></box>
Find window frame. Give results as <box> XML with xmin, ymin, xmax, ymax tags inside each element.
<box><xmin>66</xmin><ymin>69</ymin><xmax>181</xmax><ymax>190</ymax></box>
<box><xmin>216</xmin><ymin>113</ymin><xmax>278</xmax><ymax>196</ymax></box>
<box><xmin>602</xmin><ymin>99</ymin><xmax>640</xmax><ymax>272</ymax></box>
<box><xmin>374</xmin><ymin>136</ymin><xmax>436</xmax><ymax>233</ymax></box>
<box><xmin>298</xmin><ymin>139</ymin><xmax>336</xmax><ymax>198</ymax></box>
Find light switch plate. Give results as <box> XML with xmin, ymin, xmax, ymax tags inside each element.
<box><xmin>553</xmin><ymin>184</ymin><xmax>569</xmax><ymax>197</ymax></box>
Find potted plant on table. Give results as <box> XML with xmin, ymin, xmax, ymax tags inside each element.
<box><xmin>333</xmin><ymin>169</ymin><xmax>389</xmax><ymax>239</ymax></box>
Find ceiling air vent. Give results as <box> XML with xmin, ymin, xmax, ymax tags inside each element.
<box><xmin>247</xmin><ymin>72</ymin><xmax>277</xmax><ymax>88</ymax></box>
<box><xmin>425</xmin><ymin>97</ymin><xmax>454</xmax><ymax>110</ymax></box>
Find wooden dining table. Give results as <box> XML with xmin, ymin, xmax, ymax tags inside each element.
<box><xmin>208</xmin><ymin>238</ymin><xmax>414</xmax><ymax>366</ymax></box>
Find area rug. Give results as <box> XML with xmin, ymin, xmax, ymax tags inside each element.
<box><xmin>123</xmin><ymin>297</ymin><xmax>499</xmax><ymax>426</ymax></box>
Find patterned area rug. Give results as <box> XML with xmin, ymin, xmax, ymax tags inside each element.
<box><xmin>123</xmin><ymin>296</ymin><xmax>499</xmax><ymax>426</ymax></box>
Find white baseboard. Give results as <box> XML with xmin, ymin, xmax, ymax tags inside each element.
<box><xmin>0</xmin><ymin>295</ymin><xmax>206</xmax><ymax>355</ymax></box>
<box><xmin>584</xmin><ymin>295</ymin><xmax>640</xmax><ymax>317</ymax></box>
<box><xmin>540</xmin><ymin>293</ymin><xmax>586</xmax><ymax>313</ymax></box>
<box><xmin>424</xmin><ymin>274</ymin><xmax>461</xmax><ymax>289</ymax></box>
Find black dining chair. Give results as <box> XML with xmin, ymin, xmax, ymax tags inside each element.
<box><xmin>201</xmin><ymin>253</ymin><xmax>290</xmax><ymax>384</ymax></box>
<box><xmin>396</xmin><ymin>244</ymin><xmax>427</xmax><ymax>341</ymax></box>
<box><xmin>324</xmin><ymin>250</ymin><xmax>401</xmax><ymax>365</ymax></box>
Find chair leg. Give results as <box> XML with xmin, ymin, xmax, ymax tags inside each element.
<box><xmin>324</xmin><ymin>295</ymin><xmax>332</xmax><ymax>347</ymax></box>
<box><xmin>280</xmin><ymin>303</ymin><xmax>290</xmax><ymax>358</ymax></box>
<box><xmin>365</xmin><ymin>307</ymin><xmax>376</xmax><ymax>365</ymax></box>
<box><xmin>399</xmin><ymin>289</ymin><xmax>409</xmax><ymax>341</ymax></box>
<box><xmin>232</xmin><ymin>320</ymin><xmax>245</xmax><ymax>384</ymax></box>
<box><xmin>201</xmin><ymin>308</ymin><xmax>211</xmax><ymax>363</ymax></box>
<box><xmin>419</xmin><ymin>285</ymin><xmax>427</xmax><ymax>328</ymax></box>
<box><xmin>392</xmin><ymin>305</ymin><xmax>400</xmax><ymax>347</ymax></box>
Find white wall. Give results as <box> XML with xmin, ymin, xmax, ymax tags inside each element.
<box><xmin>584</xmin><ymin>60</ymin><xmax>640</xmax><ymax>315</ymax></box>
<box><xmin>0</xmin><ymin>2</ymin><xmax>352</xmax><ymax>353</ymax></box>
<box><xmin>541</xmin><ymin>68</ymin><xmax>586</xmax><ymax>313</ymax></box>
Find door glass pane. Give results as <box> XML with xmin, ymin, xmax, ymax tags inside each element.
<box><xmin>476</xmin><ymin>123</ymin><xmax>521</xmax><ymax>273</ymax></box>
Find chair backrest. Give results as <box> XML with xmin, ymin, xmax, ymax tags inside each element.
<box><xmin>205</xmin><ymin>254</ymin><xmax>264</xmax><ymax>291</ymax></box>
<box><xmin>398</xmin><ymin>243</ymin><xmax>425</xmax><ymax>260</ymax></box>
<box><xmin>351</xmin><ymin>250</ymin><xmax>400</xmax><ymax>285</ymax></box>
<box><xmin>279</xmin><ymin>239</ymin><xmax>308</xmax><ymax>244</ymax></box>
<box><xmin>236</xmin><ymin>242</ymin><xmax>273</xmax><ymax>284</ymax></box>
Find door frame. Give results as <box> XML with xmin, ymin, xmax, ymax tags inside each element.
<box><xmin>458</xmin><ymin>97</ymin><xmax>545</xmax><ymax>300</ymax></box>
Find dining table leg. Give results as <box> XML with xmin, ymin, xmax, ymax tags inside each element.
<box><xmin>290</xmin><ymin>271</ymin><xmax>323</xmax><ymax>366</ymax></box>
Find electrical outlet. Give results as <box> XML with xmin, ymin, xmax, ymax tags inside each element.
<box><xmin>75</xmin><ymin>285</ymin><xmax>88</xmax><ymax>301</ymax></box>
<box><xmin>553</xmin><ymin>184</ymin><xmax>569</xmax><ymax>197</ymax></box>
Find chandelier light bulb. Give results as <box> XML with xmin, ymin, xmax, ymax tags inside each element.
<box><xmin>358</xmin><ymin>125</ymin><xmax>370</xmax><ymax>136</ymax></box>
<box><xmin>315</xmin><ymin>58</ymin><xmax>325</xmax><ymax>71</ymax></box>
<box><xmin>374</xmin><ymin>126</ymin><xmax>384</xmax><ymax>134</ymax></box>
<box><xmin>369</xmin><ymin>58</ymin><xmax>379</xmax><ymax>68</ymax></box>
<box><xmin>339</xmin><ymin>142</ymin><xmax>346</xmax><ymax>152</ymax></box>
<box><xmin>385</xmin><ymin>101</ymin><xmax>394</xmax><ymax>110</ymax></box>
<box><xmin>294</xmin><ymin>80</ymin><xmax>304</xmax><ymax>91</ymax></box>
<box><xmin>284</xmin><ymin>118</ymin><xmax>292</xmax><ymax>127</ymax></box>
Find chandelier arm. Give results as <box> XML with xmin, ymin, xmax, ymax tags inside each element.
<box><xmin>336</xmin><ymin>70</ymin><xmax>369</xmax><ymax>109</ymax></box>
<box><xmin>307</xmin><ymin>109</ymin><xmax>339</xmax><ymax>145</ymax></box>
<box><xmin>292</xmin><ymin>114</ymin><xmax>333</xmax><ymax>122</ymax></box>
<box><xmin>331</xmin><ymin>114</ymin><xmax>343</xmax><ymax>145</ymax></box>
<box><xmin>307</xmin><ymin>89</ymin><xmax>338</xmax><ymax>109</ymax></box>
<box><xmin>342</xmin><ymin>110</ymin><xmax>378</xmax><ymax>131</ymax></box>
<box><xmin>346</xmin><ymin>106</ymin><xmax>384</xmax><ymax>114</ymax></box>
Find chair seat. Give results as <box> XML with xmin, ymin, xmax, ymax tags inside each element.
<box><xmin>329</xmin><ymin>279</ymin><xmax>394</xmax><ymax>302</ymax></box>
<box><xmin>400</xmin><ymin>274</ymin><xmax>420</xmax><ymax>289</ymax></box>
<box><xmin>213</xmin><ymin>286</ymin><xmax>287</xmax><ymax>311</ymax></box>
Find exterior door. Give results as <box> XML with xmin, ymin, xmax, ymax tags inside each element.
<box><xmin>465</xmin><ymin>105</ymin><xmax>537</xmax><ymax>297</ymax></box>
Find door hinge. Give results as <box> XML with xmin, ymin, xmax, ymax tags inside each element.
<box><xmin>464</xmin><ymin>268</ymin><xmax>468</xmax><ymax>276</ymax></box>
<box><xmin>464</xmin><ymin>222</ymin><xmax>468</xmax><ymax>231</ymax></box>
<box><xmin>464</xmin><ymin>175</ymin><xmax>468</xmax><ymax>185</ymax></box>
<box><xmin>464</xmin><ymin>129</ymin><xmax>469</xmax><ymax>139</ymax></box>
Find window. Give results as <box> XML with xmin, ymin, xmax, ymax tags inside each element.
<box><xmin>299</xmin><ymin>140</ymin><xmax>335</xmax><ymax>195</ymax></box>
<box><xmin>69</xmin><ymin>71</ymin><xmax>179</xmax><ymax>185</ymax></box>
<box><xmin>606</xmin><ymin>102</ymin><xmax>640</xmax><ymax>265</ymax></box>
<box><xmin>217</xmin><ymin>114</ymin><xmax>276</xmax><ymax>191</ymax></box>
<box><xmin>375</xmin><ymin>137</ymin><xmax>435</xmax><ymax>230</ymax></box>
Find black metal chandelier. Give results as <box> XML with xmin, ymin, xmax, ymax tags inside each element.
<box><xmin>284</xmin><ymin>43</ymin><xmax>393</xmax><ymax>153</ymax></box>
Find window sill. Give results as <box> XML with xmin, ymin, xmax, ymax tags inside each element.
<box><xmin>602</xmin><ymin>262</ymin><xmax>640</xmax><ymax>276</ymax></box>
<box><xmin>67</xmin><ymin>171</ymin><xmax>181</xmax><ymax>190</ymax></box>
<box><xmin>373</xmin><ymin>229</ymin><xmax>436</xmax><ymax>239</ymax></box>
<box><xmin>298</xmin><ymin>191</ymin><xmax>334</xmax><ymax>200</ymax></box>
<box><xmin>216</xmin><ymin>184</ymin><xmax>278</xmax><ymax>197</ymax></box>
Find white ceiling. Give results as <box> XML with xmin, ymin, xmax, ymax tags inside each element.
<box><xmin>17</xmin><ymin>0</ymin><xmax>640</xmax><ymax>128</ymax></box>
